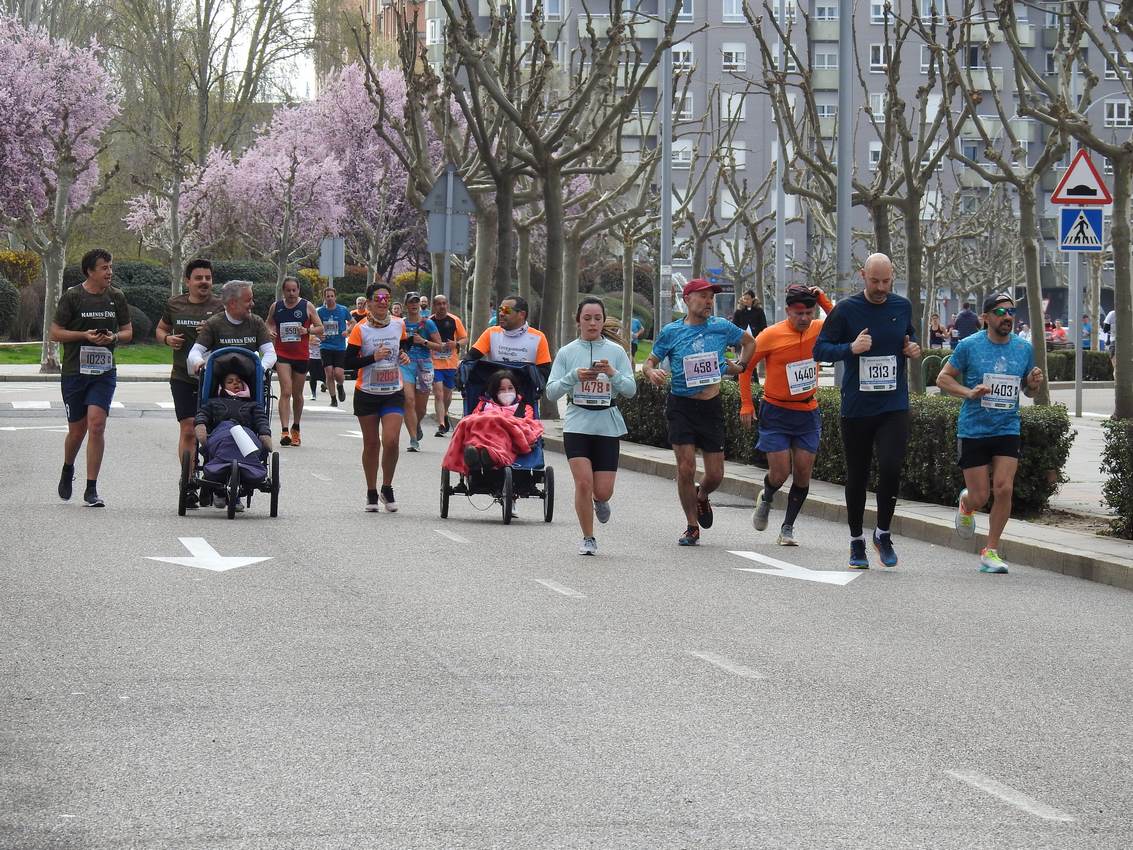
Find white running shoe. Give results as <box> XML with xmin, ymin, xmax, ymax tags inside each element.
<box><xmin>578</xmin><ymin>536</ymin><xmax>597</xmax><ymax>556</ymax></box>
<box><xmin>594</xmin><ymin>500</ymin><xmax>611</xmax><ymax>524</ymax></box>
<box><xmin>955</xmin><ymin>488</ymin><xmax>976</xmax><ymax>539</ymax></box>
<box><xmin>752</xmin><ymin>489</ymin><xmax>772</xmax><ymax>531</ymax></box>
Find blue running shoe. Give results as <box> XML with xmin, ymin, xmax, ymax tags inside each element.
<box><xmin>873</xmin><ymin>532</ymin><xmax>898</xmax><ymax>567</ymax></box>
<box><xmin>849</xmin><ymin>539</ymin><xmax>869</xmax><ymax>569</ymax></box>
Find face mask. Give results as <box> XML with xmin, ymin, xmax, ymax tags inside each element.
<box><xmin>497</xmin><ymin>391</ymin><xmax>516</xmax><ymax>405</ymax></box>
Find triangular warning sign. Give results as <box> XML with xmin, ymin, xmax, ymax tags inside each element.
<box><xmin>1062</xmin><ymin>210</ymin><xmax>1102</xmax><ymax>247</ymax></box>
<box><xmin>1051</xmin><ymin>149</ymin><xmax>1113</xmax><ymax>205</ymax></box>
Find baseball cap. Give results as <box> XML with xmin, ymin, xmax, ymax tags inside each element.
<box><xmin>682</xmin><ymin>278</ymin><xmax>723</xmax><ymax>297</ymax></box>
<box><xmin>982</xmin><ymin>292</ymin><xmax>1015</xmax><ymax>312</ymax></box>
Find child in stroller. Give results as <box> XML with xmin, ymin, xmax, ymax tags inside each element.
<box><xmin>442</xmin><ymin>369</ymin><xmax>544</xmax><ymax>474</ymax></box>
<box><xmin>194</xmin><ymin>365</ymin><xmax>273</xmax><ymax>510</ymax></box>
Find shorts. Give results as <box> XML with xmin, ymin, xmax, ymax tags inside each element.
<box><xmin>957</xmin><ymin>434</ymin><xmax>1021</xmax><ymax>469</ymax></box>
<box><xmin>276</xmin><ymin>356</ymin><xmax>308</xmax><ymax>375</ymax></box>
<box><xmin>170</xmin><ymin>379</ymin><xmax>199</xmax><ymax>421</ymax></box>
<box><xmin>61</xmin><ymin>371</ymin><xmax>117</xmax><ymax>423</ymax></box>
<box><xmin>400</xmin><ymin>359</ymin><xmax>434</xmax><ymax>393</ymax></box>
<box><xmin>433</xmin><ymin>368</ymin><xmax>456</xmax><ymax>389</ymax></box>
<box><xmin>756</xmin><ymin>400</ymin><xmax>821</xmax><ymax>454</ymax></box>
<box><xmin>563</xmin><ymin>432</ymin><xmax>621</xmax><ymax>472</ymax></box>
<box><xmin>321</xmin><ymin>348</ymin><xmax>346</xmax><ymax>369</ymax></box>
<box><xmin>665</xmin><ymin>392</ymin><xmax>725</xmax><ymax>454</ymax></box>
<box><xmin>354</xmin><ymin>389</ymin><xmax>405</xmax><ymax>419</ymax></box>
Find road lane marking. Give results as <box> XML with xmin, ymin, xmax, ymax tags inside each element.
<box><xmin>147</xmin><ymin>537</ymin><xmax>271</xmax><ymax>573</ymax></box>
<box><xmin>340</xmin><ymin>430</ymin><xmax>363</xmax><ymax>439</ymax></box>
<box><xmin>532</xmin><ymin>578</ymin><xmax>586</xmax><ymax>598</ymax></box>
<box><xmin>945</xmin><ymin>770</ymin><xmax>1075</xmax><ymax>822</ymax></box>
<box><xmin>686</xmin><ymin>651</ymin><xmax>765</xmax><ymax>680</ymax></box>
<box><xmin>110</xmin><ymin>401</ymin><xmax>124</xmax><ymax>408</ymax></box>
<box><xmin>0</xmin><ymin>425</ymin><xmax>68</xmax><ymax>432</ymax></box>
<box><xmin>729</xmin><ymin>550</ymin><xmax>862</xmax><ymax>585</ymax></box>
<box><xmin>11</xmin><ymin>400</ymin><xmax>50</xmax><ymax>409</ymax></box>
<box><xmin>310</xmin><ymin>473</ymin><xmax>332</xmax><ymax>481</ymax></box>
<box><xmin>434</xmin><ymin>529</ymin><xmax>469</xmax><ymax>544</ymax></box>
<box><xmin>156</xmin><ymin>401</ymin><xmax>175</xmax><ymax>409</ymax></box>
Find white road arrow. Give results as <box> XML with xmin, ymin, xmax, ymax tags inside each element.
<box><xmin>146</xmin><ymin>537</ymin><xmax>272</xmax><ymax>573</ymax></box>
<box><xmin>729</xmin><ymin>550</ymin><xmax>862</xmax><ymax>586</ymax></box>
<box><xmin>0</xmin><ymin>425</ymin><xmax>69</xmax><ymax>432</ymax></box>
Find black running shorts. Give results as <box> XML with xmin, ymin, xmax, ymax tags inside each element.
<box><xmin>665</xmin><ymin>392</ymin><xmax>726</xmax><ymax>454</ymax></box>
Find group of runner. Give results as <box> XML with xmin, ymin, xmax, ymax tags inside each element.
<box><xmin>51</xmin><ymin>249</ymin><xmax>1044</xmax><ymax>572</ymax></box>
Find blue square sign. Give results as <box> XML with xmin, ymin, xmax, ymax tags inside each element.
<box><xmin>1059</xmin><ymin>207</ymin><xmax>1104</xmax><ymax>252</ymax></box>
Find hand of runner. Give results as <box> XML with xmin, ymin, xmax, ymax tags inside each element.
<box><xmin>85</xmin><ymin>329</ymin><xmax>106</xmax><ymax>344</ymax></box>
<box><xmin>1026</xmin><ymin>367</ymin><xmax>1044</xmax><ymax>390</ymax></box>
<box><xmin>644</xmin><ymin>366</ymin><xmax>666</xmax><ymax>387</ymax></box>
<box><xmin>166</xmin><ymin>333</ymin><xmax>185</xmax><ymax>350</ymax></box>
<box><xmin>194</xmin><ymin>361</ymin><xmax>205</xmax><ymax>375</ymax></box>
<box><xmin>593</xmin><ymin>358</ymin><xmax>616</xmax><ymax>377</ymax></box>
<box><xmin>902</xmin><ymin>335</ymin><xmax>921</xmax><ymax>359</ymax></box>
<box><xmin>398</xmin><ymin>351</ymin><xmax>410</xmax><ymax>365</ymax></box>
<box><xmin>576</xmin><ymin>365</ymin><xmax>599</xmax><ymax>382</ymax></box>
<box><xmin>968</xmin><ymin>383</ymin><xmax>993</xmax><ymax>400</ymax></box>
<box><xmin>269</xmin><ymin>327</ymin><xmax>278</xmax><ymax>341</ymax></box>
<box><xmin>851</xmin><ymin>328</ymin><xmax>872</xmax><ymax>354</ymax></box>
<box><xmin>740</xmin><ymin>410</ymin><xmax>755</xmax><ymax>428</ymax></box>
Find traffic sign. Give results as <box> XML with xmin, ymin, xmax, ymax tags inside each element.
<box><xmin>1051</xmin><ymin>150</ymin><xmax>1113</xmax><ymax>205</ymax></box>
<box><xmin>1059</xmin><ymin>207</ymin><xmax>1104</xmax><ymax>252</ymax></box>
<box><xmin>422</xmin><ymin>164</ymin><xmax>475</xmax><ymax>214</ymax></box>
<box><xmin>318</xmin><ymin>237</ymin><xmax>345</xmax><ymax>279</ymax></box>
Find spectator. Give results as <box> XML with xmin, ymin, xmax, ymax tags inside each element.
<box><xmin>1018</xmin><ymin>322</ymin><xmax>1032</xmax><ymax>342</ymax></box>
<box><xmin>1051</xmin><ymin>320</ymin><xmax>1067</xmax><ymax>344</ymax></box>
<box><xmin>732</xmin><ymin>289</ymin><xmax>768</xmax><ymax>337</ymax></box>
<box><xmin>1081</xmin><ymin>314</ymin><xmax>1092</xmax><ymax>349</ymax></box>
<box><xmin>929</xmin><ymin>313</ymin><xmax>947</xmax><ymax>349</ymax></box>
<box><xmin>953</xmin><ymin>302</ymin><xmax>981</xmax><ymax>341</ymax></box>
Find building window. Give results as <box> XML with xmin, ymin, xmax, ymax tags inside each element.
<box><xmin>721</xmin><ymin>42</ymin><xmax>746</xmax><ymax>72</ymax></box>
<box><xmin>961</xmin><ymin>140</ymin><xmax>980</xmax><ymax>162</ymax></box>
<box><xmin>426</xmin><ymin>18</ymin><xmax>440</xmax><ymax>45</ymax></box>
<box><xmin>919</xmin><ymin>0</ymin><xmax>946</xmax><ymax>19</ymax></box>
<box><xmin>522</xmin><ymin>0</ymin><xmax>562</xmax><ymax>20</ymax></box>
<box><xmin>723</xmin><ymin>0</ymin><xmax>744</xmax><ymax>23</ymax></box>
<box><xmin>814</xmin><ymin>4</ymin><xmax>837</xmax><ymax>20</ymax></box>
<box><xmin>720</xmin><ymin>187</ymin><xmax>738</xmax><ymax>220</ymax></box>
<box><xmin>1105</xmin><ymin>51</ymin><xmax>1133</xmax><ymax>79</ymax></box>
<box><xmin>721</xmin><ymin>91</ymin><xmax>746</xmax><ymax>121</ymax></box>
<box><xmin>1105</xmin><ymin>100</ymin><xmax>1132</xmax><ymax>127</ymax></box>
<box><xmin>871</xmin><ymin>1</ymin><xmax>888</xmax><ymax>24</ymax></box>
<box><xmin>772</xmin><ymin>0</ymin><xmax>796</xmax><ymax>22</ymax></box>
<box><xmin>673</xmin><ymin>42</ymin><xmax>694</xmax><ymax>70</ymax></box>
<box><xmin>672</xmin><ymin>139</ymin><xmax>694</xmax><ymax>168</ymax></box>
<box><xmin>869</xmin><ymin>141</ymin><xmax>882</xmax><ymax>170</ymax></box>
<box><xmin>870</xmin><ymin>43</ymin><xmax>889</xmax><ymax>72</ymax></box>
<box><xmin>721</xmin><ymin>144</ymin><xmax>746</xmax><ymax>170</ymax></box>
<box><xmin>675</xmin><ymin>93</ymin><xmax>694</xmax><ymax>121</ymax></box>
<box><xmin>775</xmin><ymin>43</ymin><xmax>798</xmax><ymax>73</ymax></box>
<box><xmin>677</xmin><ymin>0</ymin><xmax>694</xmax><ymax>21</ymax></box>
<box><xmin>1045</xmin><ymin>10</ymin><xmax>1059</xmax><ymax>28</ymax></box>
<box><xmin>813</xmin><ymin>50</ymin><xmax>838</xmax><ymax>70</ymax></box>
<box><xmin>963</xmin><ymin>44</ymin><xmax>983</xmax><ymax>69</ymax></box>
<box><xmin>960</xmin><ymin>194</ymin><xmax>980</xmax><ymax>214</ymax></box>
<box><xmin>1104</xmin><ymin>156</ymin><xmax>1114</xmax><ymax>175</ymax></box>
<box><xmin>1045</xmin><ymin>51</ymin><xmax>1056</xmax><ymax>75</ymax></box>
<box><xmin>816</xmin><ymin>103</ymin><xmax>837</xmax><ymax>118</ymax></box>
<box><xmin>868</xmin><ymin>91</ymin><xmax>888</xmax><ymax>119</ymax></box>
<box><xmin>920</xmin><ymin>44</ymin><xmax>934</xmax><ymax>73</ymax></box>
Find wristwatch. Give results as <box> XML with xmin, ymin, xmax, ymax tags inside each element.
<box><xmin>734</xmin><ymin>360</ymin><xmax>747</xmax><ymax>371</ymax></box>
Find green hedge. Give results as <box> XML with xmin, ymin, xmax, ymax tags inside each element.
<box><xmin>211</xmin><ymin>261</ymin><xmax>276</xmax><ymax>285</ymax></box>
<box><xmin>1101</xmin><ymin>418</ymin><xmax>1133</xmax><ymax>538</ymax></box>
<box><xmin>127</xmin><ymin>305</ymin><xmax>153</xmax><ymax>341</ymax></box>
<box><xmin>0</xmin><ymin>276</ymin><xmax>18</xmax><ymax>336</ymax></box>
<box><xmin>1044</xmin><ymin>349</ymin><xmax>1114</xmax><ymax>381</ymax></box>
<box><xmin>124</xmin><ymin>285</ymin><xmax>169</xmax><ymax>327</ymax></box>
<box><xmin>64</xmin><ymin>260</ymin><xmax>170</xmax><ymax>291</ymax></box>
<box><xmin>250</xmin><ymin>281</ymin><xmax>315</xmax><ymax>319</ymax></box>
<box><xmin>621</xmin><ymin>374</ymin><xmax>1075</xmax><ymax>515</ymax></box>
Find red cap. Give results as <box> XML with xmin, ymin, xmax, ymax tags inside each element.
<box><xmin>682</xmin><ymin>278</ymin><xmax>723</xmax><ymax>298</ymax></box>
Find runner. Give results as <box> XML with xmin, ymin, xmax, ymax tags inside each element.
<box><xmin>630</xmin><ymin>314</ymin><xmax>645</xmax><ymax>371</ymax></box>
<box><xmin>400</xmin><ymin>291</ymin><xmax>442</xmax><ymax>451</ymax></box>
<box><xmin>351</xmin><ymin>296</ymin><xmax>368</xmax><ymax>323</ymax></box>
<box><xmin>187</xmin><ymin>280</ymin><xmax>277</xmax><ymax>374</ymax></box>
<box><xmin>739</xmin><ymin>284</ymin><xmax>834</xmax><ymax>546</ymax></box>
<box><xmin>935</xmin><ymin>293</ymin><xmax>1045</xmax><ymax>574</ymax></box>
<box><xmin>466</xmin><ymin>295</ymin><xmax>552</xmax><ymax>380</ymax></box>
<box><xmin>643</xmin><ymin>278</ymin><xmax>755</xmax><ymax>546</ymax></box>
<box><xmin>267</xmin><ymin>277</ymin><xmax>323</xmax><ymax>446</ymax></box>
<box><xmin>318</xmin><ymin>286</ymin><xmax>353</xmax><ymax>407</ymax></box>
<box><xmin>155</xmin><ymin>258</ymin><xmax>223</xmax><ymax>509</ymax></box>
<box><xmin>306</xmin><ymin>331</ymin><xmax>321</xmax><ymax>401</ymax></box>
<box><xmin>546</xmin><ymin>297</ymin><xmax>637</xmax><ymax>556</ymax></box>
<box><xmin>49</xmin><ymin>248</ymin><xmax>133</xmax><ymax>507</ymax></box>
<box><xmin>813</xmin><ymin>252</ymin><xmax>921</xmax><ymax>569</ymax></box>
<box><xmin>419</xmin><ymin>294</ymin><xmax>431</xmax><ymax>318</ymax></box>
<box><xmin>344</xmin><ymin>282</ymin><xmax>410</xmax><ymax>512</ymax></box>
<box><xmin>429</xmin><ymin>293</ymin><xmax>468</xmax><ymax>436</ymax></box>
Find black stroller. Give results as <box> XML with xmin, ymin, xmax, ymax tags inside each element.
<box><xmin>439</xmin><ymin>359</ymin><xmax>554</xmax><ymax>524</ymax></box>
<box><xmin>178</xmin><ymin>347</ymin><xmax>281</xmax><ymax>519</ymax></box>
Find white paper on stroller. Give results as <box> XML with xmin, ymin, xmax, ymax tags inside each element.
<box><xmin>230</xmin><ymin>424</ymin><xmax>260</xmax><ymax>457</ymax></box>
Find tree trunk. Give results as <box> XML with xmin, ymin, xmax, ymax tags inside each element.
<box><xmin>691</xmin><ymin>236</ymin><xmax>705</xmax><ymax>279</ymax></box>
<box><xmin>871</xmin><ymin>203</ymin><xmax>893</xmax><ymax>269</ymax></box>
<box><xmin>540</xmin><ymin>165</ymin><xmax>564</xmax><ymax>354</ymax></box>
<box><xmin>753</xmin><ymin>242</ymin><xmax>768</xmax><ymax>307</ymax></box>
<box><xmin>1088</xmin><ymin>254</ymin><xmax>1102</xmax><ymax>351</ymax></box>
<box><xmin>922</xmin><ymin>247</ymin><xmax>937</xmax><ymax>347</ymax></box>
<box><xmin>39</xmin><ymin>240</ymin><xmax>65</xmax><ymax>373</ymax></box>
<box><xmin>494</xmin><ymin>178</ymin><xmax>514</xmax><ymax>299</ymax></box>
<box><xmin>168</xmin><ymin>169</ymin><xmax>183</xmax><ymax>295</ymax></box>
<box><xmin>621</xmin><ymin>238</ymin><xmax>635</xmax><ymax>354</ymax></box>
<box><xmin>903</xmin><ymin>196</ymin><xmax>926</xmax><ymax>395</ymax></box>
<box><xmin>1111</xmin><ymin>156</ymin><xmax>1133</xmax><ymax>418</ymax></box>
<box><xmin>471</xmin><ymin>206</ymin><xmax>497</xmax><ymax>340</ymax></box>
<box><xmin>517</xmin><ymin>224</ymin><xmax>532</xmax><ymax>305</ymax></box>
<box><xmin>560</xmin><ymin>234</ymin><xmax>582</xmax><ymax>349</ymax></box>
<box><xmin>1018</xmin><ymin>185</ymin><xmax>1051</xmax><ymax>406</ymax></box>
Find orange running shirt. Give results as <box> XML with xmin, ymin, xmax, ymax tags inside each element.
<box><xmin>347</xmin><ymin>318</ymin><xmax>406</xmax><ymax>395</ymax></box>
<box><xmin>739</xmin><ymin>291</ymin><xmax>834</xmax><ymax>415</ymax></box>
<box><xmin>470</xmin><ymin>324</ymin><xmax>552</xmax><ymax>365</ymax></box>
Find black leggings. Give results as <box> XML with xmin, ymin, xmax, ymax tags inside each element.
<box><xmin>840</xmin><ymin>410</ymin><xmax>910</xmax><ymax>538</ymax></box>
<box><xmin>307</xmin><ymin>359</ymin><xmax>321</xmax><ymax>396</ymax></box>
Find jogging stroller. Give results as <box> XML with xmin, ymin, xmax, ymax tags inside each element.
<box><xmin>178</xmin><ymin>347</ymin><xmax>281</xmax><ymax>519</ymax></box>
<box><xmin>439</xmin><ymin>358</ymin><xmax>554</xmax><ymax>524</ymax></box>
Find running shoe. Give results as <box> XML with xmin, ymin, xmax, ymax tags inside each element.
<box><xmin>58</xmin><ymin>465</ymin><xmax>74</xmax><ymax>501</ymax></box>
<box><xmin>309</xmin><ymin>393</ymin><xmax>316</xmax><ymax>401</ymax></box>
<box><xmin>776</xmin><ymin>525</ymin><xmax>797</xmax><ymax>546</ymax></box>
<box><xmin>290</xmin><ymin>426</ymin><xmax>301</xmax><ymax>447</ymax></box>
<box><xmin>979</xmin><ymin>548</ymin><xmax>1009</xmax><ymax>573</ymax></box>
<box><xmin>678</xmin><ymin>525</ymin><xmax>700</xmax><ymax>546</ymax></box>
<box><xmin>185</xmin><ymin>490</ymin><xmax>200</xmax><ymax>510</ymax></box>
<box><xmin>954</xmin><ymin>488</ymin><xmax>976</xmax><ymax>539</ymax></box>
<box><xmin>849</xmin><ymin>539</ymin><xmax>869</xmax><ymax>569</ymax></box>
<box><xmin>330</xmin><ymin>397</ymin><xmax>338</xmax><ymax>407</ymax></box>
<box><xmin>463</xmin><ymin>445</ymin><xmax>480</xmax><ymax>470</ymax></box>
<box><xmin>365</xmin><ymin>492</ymin><xmax>380</xmax><ymax>512</ymax></box>
<box><xmin>752</xmin><ymin>488</ymin><xmax>772</xmax><ymax>531</ymax></box>
<box><xmin>83</xmin><ymin>488</ymin><xmax>105</xmax><ymax>508</ymax></box>
<box><xmin>579</xmin><ymin>536</ymin><xmax>598</xmax><ymax>556</ymax></box>
<box><xmin>280</xmin><ymin>432</ymin><xmax>292</xmax><ymax>447</ymax></box>
<box><xmin>594</xmin><ymin>500</ymin><xmax>611</xmax><ymax>524</ymax></box>
<box><xmin>320</xmin><ymin>383</ymin><xmax>327</xmax><ymax>393</ymax></box>
<box><xmin>337</xmin><ymin>384</ymin><xmax>346</xmax><ymax>402</ymax></box>
<box><xmin>434</xmin><ymin>423</ymin><xmax>447</xmax><ymax>437</ymax></box>
<box><xmin>408</xmin><ymin>438</ymin><xmax>420</xmax><ymax>452</ymax></box>
<box><xmin>695</xmin><ymin>484</ymin><xmax>713</xmax><ymax>529</ymax></box>
<box><xmin>380</xmin><ymin>485</ymin><xmax>398</xmax><ymax>512</ymax></box>
<box><xmin>873</xmin><ymin>532</ymin><xmax>898</xmax><ymax>567</ymax></box>
<box><xmin>416</xmin><ymin>423</ymin><xmax>424</xmax><ymax>441</ymax></box>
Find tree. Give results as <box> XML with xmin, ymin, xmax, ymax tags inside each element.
<box><xmin>0</xmin><ymin>17</ymin><xmax>120</xmax><ymax>371</ymax></box>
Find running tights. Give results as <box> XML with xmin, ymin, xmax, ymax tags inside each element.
<box><xmin>307</xmin><ymin>361</ymin><xmax>321</xmax><ymax>397</ymax></box>
<box><xmin>840</xmin><ymin>411</ymin><xmax>910</xmax><ymax>538</ymax></box>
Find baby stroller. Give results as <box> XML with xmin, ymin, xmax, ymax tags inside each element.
<box><xmin>439</xmin><ymin>358</ymin><xmax>554</xmax><ymax>524</ymax></box>
<box><xmin>178</xmin><ymin>347</ymin><xmax>281</xmax><ymax>519</ymax></box>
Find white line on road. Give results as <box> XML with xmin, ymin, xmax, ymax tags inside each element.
<box><xmin>110</xmin><ymin>401</ymin><xmax>124</xmax><ymax>408</ymax></box>
<box><xmin>434</xmin><ymin>529</ymin><xmax>469</xmax><ymax>544</ymax></box>
<box><xmin>0</xmin><ymin>425</ymin><xmax>68</xmax><ymax>432</ymax></box>
<box><xmin>340</xmin><ymin>430</ymin><xmax>363</xmax><ymax>439</ymax></box>
<box><xmin>532</xmin><ymin>578</ymin><xmax>586</xmax><ymax>598</ymax></box>
<box><xmin>686</xmin><ymin>650</ymin><xmax>766</xmax><ymax>680</ymax></box>
<box><xmin>11</xmin><ymin>400</ymin><xmax>49</xmax><ymax>409</ymax></box>
<box><xmin>156</xmin><ymin>401</ymin><xmax>175</xmax><ymax>409</ymax></box>
<box><xmin>945</xmin><ymin>769</ymin><xmax>1075</xmax><ymax>822</ymax></box>
<box><xmin>310</xmin><ymin>473</ymin><xmax>332</xmax><ymax>482</ymax></box>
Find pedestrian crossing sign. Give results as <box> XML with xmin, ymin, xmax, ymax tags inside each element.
<box><xmin>1059</xmin><ymin>207</ymin><xmax>1104</xmax><ymax>252</ymax></box>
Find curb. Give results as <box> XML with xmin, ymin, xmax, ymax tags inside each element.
<box><xmin>0</xmin><ymin>374</ymin><xmax>167</xmax><ymax>383</ymax></box>
<box><xmin>541</xmin><ymin>433</ymin><xmax>1133</xmax><ymax>592</ymax></box>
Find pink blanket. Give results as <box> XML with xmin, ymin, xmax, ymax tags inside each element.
<box><xmin>442</xmin><ymin>409</ymin><xmax>544</xmax><ymax>473</ymax></box>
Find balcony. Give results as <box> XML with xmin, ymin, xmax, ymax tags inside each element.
<box><xmin>577</xmin><ymin>13</ymin><xmax>658</xmax><ymax>39</ymax></box>
<box><xmin>811</xmin><ymin>21</ymin><xmax>839</xmax><ymax>42</ymax></box>
<box><xmin>957</xmin><ymin>167</ymin><xmax>990</xmax><ymax>188</ymax></box>
<box><xmin>817</xmin><ymin>116</ymin><xmax>837</xmax><ymax>137</ymax></box>
<box><xmin>966</xmin><ymin>21</ymin><xmax>1034</xmax><ymax>46</ymax></box>
<box><xmin>964</xmin><ymin>67</ymin><xmax>1005</xmax><ymax>90</ymax></box>
<box><xmin>812</xmin><ymin>68</ymin><xmax>839</xmax><ymax>90</ymax></box>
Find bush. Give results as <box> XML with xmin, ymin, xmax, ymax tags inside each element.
<box><xmin>251</xmin><ymin>283</ymin><xmax>277</xmax><ymax>319</ymax></box>
<box><xmin>63</xmin><ymin>265</ymin><xmax>84</xmax><ymax>290</ymax></box>
<box><xmin>127</xmin><ymin>304</ymin><xmax>153</xmax><ymax>341</ymax></box>
<box><xmin>63</xmin><ymin>259</ymin><xmax>172</xmax><ymax>292</ymax></box>
<box><xmin>14</xmin><ymin>281</ymin><xmax>44</xmax><ymax>340</ymax></box>
<box><xmin>620</xmin><ymin>374</ymin><xmax>1075</xmax><ymax>515</ymax></box>
<box><xmin>0</xmin><ymin>276</ymin><xmax>19</xmax><ymax>336</ymax></box>
<box><xmin>0</xmin><ymin>250</ymin><xmax>40</xmax><ymax>288</ymax></box>
<box><xmin>921</xmin><ymin>352</ymin><xmax>951</xmax><ymax>387</ymax></box>
<box><xmin>297</xmin><ymin>267</ymin><xmax>326</xmax><ymax>298</ymax></box>
<box><xmin>124</xmin><ymin>285</ymin><xmax>169</xmax><ymax>327</ymax></box>
<box><xmin>336</xmin><ymin>267</ymin><xmax>369</xmax><ymax>292</ymax></box>
<box><xmin>1101</xmin><ymin>418</ymin><xmax>1133</xmax><ymax>538</ymax></box>
<box><xmin>579</xmin><ymin>258</ymin><xmax>655</xmax><ymax>301</ymax></box>
<box><xmin>211</xmin><ymin>260</ymin><xmax>276</xmax><ymax>285</ymax></box>
<box><xmin>392</xmin><ymin>270</ymin><xmax>432</xmax><ymax>293</ymax></box>
<box><xmin>1044</xmin><ymin>349</ymin><xmax>1114</xmax><ymax>381</ymax></box>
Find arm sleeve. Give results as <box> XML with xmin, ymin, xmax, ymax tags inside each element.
<box><xmin>344</xmin><ymin>343</ymin><xmax>374</xmax><ymax>371</ymax></box>
<box><xmin>726</xmin><ymin>321</ymin><xmax>744</xmax><ymax>345</ymax></box>
<box><xmin>455</xmin><ymin>317</ymin><xmax>468</xmax><ymax>341</ymax></box>
<box><xmin>160</xmin><ymin>298</ymin><xmax>174</xmax><ymax>328</ymax></box>
<box><xmin>544</xmin><ymin>349</ymin><xmax>574</xmax><ymax>402</ymax></box>
<box><xmin>258</xmin><ymin>342</ymin><xmax>277</xmax><ymax>371</ymax></box>
<box><xmin>905</xmin><ymin>307</ymin><xmax>918</xmax><ymax>343</ymax></box>
<box><xmin>813</xmin><ymin>305</ymin><xmax>852</xmax><ymax>363</ymax></box>
<box><xmin>651</xmin><ymin>327</ymin><xmax>671</xmax><ymax>361</ymax></box>
<box><xmin>816</xmin><ymin>292</ymin><xmax>834</xmax><ymax>314</ymax></box>
<box><xmin>187</xmin><ymin>343</ymin><xmax>208</xmax><ymax>373</ymax></box>
<box><xmin>54</xmin><ymin>290</ymin><xmax>74</xmax><ymax>327</ymax></box>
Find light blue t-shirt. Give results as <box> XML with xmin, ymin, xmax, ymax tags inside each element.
<box><xmin>950</xmin><ymin>331</ymin><xmax>1033</xmax><ymax>438</ymax></box>
<box><xmin>404</xmin><ymin>317</ymin><xmax>439</xmax><ymax>361</ymax></box>
<box><xmin>317</xmin><ymin>304</ymin><xmax>351</xmax><ymax>351</ymax></box>
<box><xmin>631</xmin><ymin>317</ymin><xmax>644</xmax><ymax>339</ymax></box>
<box><xmin>651</xmin><ymin>316</ymin><xmax>744</xmax><ymax>397</ymax></box>
<box><xmin>545</xmin><ymin>337</ymin><xmax>637</xmax><ymax>436</ymax></box>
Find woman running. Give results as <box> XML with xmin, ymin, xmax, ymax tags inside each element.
<box><xmin>344</xmin><ymin>282</ymin><xmax>409</xmax><ymax>512</ymax></box>
<box><xmin>545</xmin><ymin>296</ymin><xmax>637</xmax><ymax>556</ymax></box>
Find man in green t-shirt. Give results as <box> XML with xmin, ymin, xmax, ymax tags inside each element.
<box><xmin>49</xmin><ymin>248</ymin><xmax>133</xmax><ymax>507</ymax></box>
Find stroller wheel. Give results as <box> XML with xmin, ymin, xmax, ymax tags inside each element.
<box><xmin>501</xmin><ymin>466</ymin><xmax>514</xmax><ymax>525</ymax></box>
<box><xmin>227</xmin><ymin>459</ymin><xmax>239</xmax><ymax>520</ymax></box>
<box><xmin>269</xmin><ymin>452</ymin><xmax>280</xmax><ymax>517</ymax></box>
<box><xmin>178</xmin><ymin>450</ymin><xmax>191</xmax><ymax>516</ymax></box>
<box><xmin>440</xmin><ymin>468</ymin><xmax>451</xmax><ymax>519</ymax></box>
<box><xmin>542</xmin><ymin>466</ymin><xmax>554</xmax><ymax>523</ymax></box>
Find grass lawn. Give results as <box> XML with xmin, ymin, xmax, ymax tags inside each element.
<box><xmin>0</xmin><ymin>342</ymin><xmax>173</xmax><ymax>365</ymax></box>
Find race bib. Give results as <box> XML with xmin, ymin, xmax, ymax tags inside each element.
<box><xmin>323</xmin><ymin>320</ymin><xmax>339</xmax><ymax>337</ymax></box>
<box><xmin>308</xmin><ymin>337</ymin><xmax>321</xmax><ymax>357</ymax></box>
<box><xmin>682</xmin><ymin>351</ymin><xmax>720</xmax><ymax>387</ymax></box>
<box><xmin>785</xmin><ymin>358</ymin><xmax>818</xmax><ymax>395</ymax></box>
<box><xmin>981</xmin><ymin>373</ymin><xmax>1020</xmax><ymax>410</ymax></box>
<box><xmin>572</xmin><ymin>376</ymin><xmax>612</xmax><ymax>407</ymax></box>
<box><xmin>362</xmin><ymin>360</ymin><xmax>401</xmax><ymax>394</ymax></box>
<box><xmin>279</xmin><ymin>322</ymin><xmax>302</xmax><ymax>342</ymax></box>
<box><xmin>79</xmin><ymin>345</ymin><xmax>114</xmax><ymax>375</ymax></box>
<box><xmin>859</xmin><ymin>355</ymin><xmax>897</xmax><ymax>392</ymax></box>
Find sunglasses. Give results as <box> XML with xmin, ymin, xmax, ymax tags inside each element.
<box><xmin>372</xmin><ymin>293</ymin><xmax>391</xmax><ymax>303</ymax></box>
<box><xmin>990</xmin><ymin>306</ymin><xmax>1016</xmax><ymax>317</ymax></box>
<box><xmin>498</xmin><ymin>305</ymin><xmax>514</xmax><ymax>315</ymax></box>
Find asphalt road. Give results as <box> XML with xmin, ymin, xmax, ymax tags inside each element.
<box><xmin>1</xmin><ymin>386</ymin><xmax>1131</xmax><ymax>849</ymax></box>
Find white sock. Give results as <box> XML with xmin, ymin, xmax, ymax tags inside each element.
<box><xmin>874</xmin><ymin>528</ymin><xmax>889</xmax><ymax>541</ymax></box>
<box><xmin>850</xmin><ymin>535</ymin><xmax>865</xmax><ymax>542</ymax></box>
